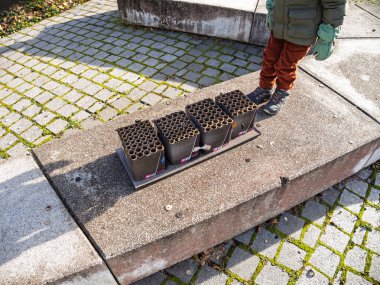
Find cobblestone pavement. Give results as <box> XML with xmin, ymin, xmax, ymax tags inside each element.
<box><xmin>0</xmin><ymin>0</ymin><xmax>262</xmax><ymax>158</ymax></box>
<box><xmin>134</xmin><ymin>167</ymin><xmax>380</xmax><ymax>285</ymax></box>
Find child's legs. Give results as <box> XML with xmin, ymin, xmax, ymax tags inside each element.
<box><xmin>259</xmin><ymin>32</ymin><xmax>285</xmax><ymax>89</ymax></box>
<box><xmin>274</xmin><ymin>41</ymin><xmax>311</xmax><ymax>90</ymax></box>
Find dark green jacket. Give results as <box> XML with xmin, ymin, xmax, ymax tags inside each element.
<box><xmin>269</xmin><ymin>0</ymin><xmax>347</xmax><ymax>46</ymax></box>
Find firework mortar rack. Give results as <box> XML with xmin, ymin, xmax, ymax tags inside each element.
<box><xmin>116</xmin><ymin>90</ymin><xmax>261</xmax><ymax>189</ymax></box>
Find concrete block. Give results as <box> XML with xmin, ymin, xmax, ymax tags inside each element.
<box><xmin>33</xmin><ymin>71</ymin><xmax>380</xmax><ymax>284</ymax></box>
<box><xmin>0</xmin><ymin>157</ymin><xmax>117</xmax><ymax>285</ymax></box>
<box><xmin>117</xmin><ymin>0</ymin><xmax>257</xmax><ymax>43</ymax></box>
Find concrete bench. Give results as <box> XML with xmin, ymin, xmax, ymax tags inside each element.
<box><xmin>117</xmin><ymin>0</ymin><xmax>270</xmax><ymax>46</ymax></box>
<box><xmin>33</xmin><ymin>69</ymin><xmax>380</xmax><ymax>284</ymax></box>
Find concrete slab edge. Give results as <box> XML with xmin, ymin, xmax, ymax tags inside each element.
<box><xmin>109</xmin><ymin>139</ymin><xmax>380</xmax><ymax>284</ymax></box>
<box><xmin>299</xmin><ymin>66</ymin><xmax>380</xmax><ymax>125</ymax></box>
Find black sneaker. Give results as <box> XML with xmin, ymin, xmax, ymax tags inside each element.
<box><xmin>246</xmin><ymin>87</ymin><xmax>273</xmax><ymax>105</ymax></box>
<box><xmin>263</xmin><ymin>89</ymin><xmax>290</xmax><ymax>115</ymax></box>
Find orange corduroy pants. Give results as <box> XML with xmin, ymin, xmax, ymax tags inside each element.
<box><xmin>259</xmin><ymin>32</ymin><xmax>311</xmax><ymax>91</ymax></box>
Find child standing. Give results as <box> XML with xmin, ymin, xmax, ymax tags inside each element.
<box><xmin>248</xmin><ymin>0</ymin><xmax>347</xmax><ymax>115</ymax></box>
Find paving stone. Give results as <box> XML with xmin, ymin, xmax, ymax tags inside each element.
<box><xmin>302</xmin><ymin>200</ymin><xmax>328</xmax><ymax>226</ymax></box>
<box><xmin>57</xmin><ymin>104</ymin><xmax>79</xmax><ymax>117</ymax></box>
<box><xmin>320</xmin><ymin>225</ymin><xmax>350</xmax><ymax>253</ymax></box>
<box><xmin>165</xmin><ymin>259</ymin><xmax>198</xmax><ymax>283</ymax></box>
<box><xmin>339</xmin><ymin>190</ymin><xmax>363</xmax><ymax>214</ymax></box>
<box><xmin>6</xmin><ymin>142</ymin><xmax>29</xmax><ymax>157</ymax></box>
<box><xmin>0</xmin><ymin>133</ymin><xmax>18</xmax><ymax>149</ymax></box>
<box><xmin>309</xmin><ymin>245</ymin><xmax>340</xmax><ymax>277</ymax></box>
<box><xmin>345</xmin><ymin>271</ymin><xmax>372</xmax><ymax>285</ymax></box>
<box><xmin>105</xmin><ymin>78</ymin><xmax>124</xmax><ymax>90</ymax></box>
<box><xmin>2</xmin><ymin>93</ymin><xmax>22</xmax><ymax>105</ymax></box>
<box><xmin>195</xmin><ymin>265</ymin><xmax>228</xmax><ymax>285</ymax></box>
<box><xmin>296</xmin><ymin>266</ymin><xmax>329</xmax><ymax>285</ymax></box>
<box><xmin>98</xmin><ymin>107</ymin><xmax>118</xmax><ymax>121</ymax></box>
<box><xmin>64</xmin><ymin>90</ymin><xmax>83</xmax><ymax>103</ymax></box>
<box><xmin>76</xmin><ymin>96</ymin><xmax>97</xmax><ymax>109</ymax></box>
<box><xmin>183</xmin><ymin>71</ymin><xmax>201</xmax><ymax>82</ymax></box>
<box><xmin>10</xmin><ymin>118</ymin><xmax>33</xmax><ymax>134</ymax></box>
<box><xmin>163</xmin><ymin>87</ymin><xmax>181</xmax><ymax>99</ymax></box>
<box><xmin>368</xmin><ymin>187</ymin><xmax>380</xmax><ymax>205</ymax></box>
<box><xmin>24</xmin><ymin>86</ymin><xmax>43</xmax><ymax>99</ymax></box>
<box><xmin>355</xmin><ymin>167</ymin><xmax>372</xmax><ymax>180</ymax></box>
<box><xmin>375</xmin><ymin>173</ymin><xmax>380</xmax><ymax>186</ymax></box>
<box><xmin>61</xmin><ymin>74</ymin><xmax>79</xmax><ymax>85</ymax></box>
<box><xmin>321</xmin><ymin>187</ymin><xmax>341</xmax><ymax>206</ymax></box>
<box><xmin>141</xmin><ymin>93</ymin><xmax>162</xmax><ymax>106</ymax></box>
<box><xmin>255</xmin><ymin>263</ymin><xmax>289</xmax><ymax>285</ymax></box>
<box><xmin>131</xmin><ymin>271</ymin><xmax>166</xmax><ymax>285</ymax></box>
<box><xmin>0</xmin><ymin>88</ymin><xmax>12</xmax><ymax>99</ymax></box>
<box><xmin>12</xmin><ymin>99</ymin><xmax>31</xmax><ymax>112</ymax></box>
<box><xmin>33</xmin><ymin>111</ymin><xmax>56</xmax><ymax>126</ymax></box>
<box><xmin>352</xmin><ymin>226</ymin><xmax>366</xmax><ymax>245</ymax></box>
<box><xmin>278</xmin><ymin>242</ymin><xmax>306</xmax><ymax>270</ymax></box>
<box><xmin>226</xmin><ymin>247</ymin><xmax>259</xmax><ymax>280</ymax></box>
<box><xmin>15</xmin><ymin>82</ymin><xmax>33</xmax><ymax>93</ymax></box>
<box><xmin>362</xmin><ymin>206</ymin><xmax>380</xmax><ymax>227</ymax></box>
<box><xmin>0</xmin><ymin>107</ymin><xmax>10</xmax><ymax>118</ymax></box>
<box><xmin>21</xmin><ymin>125</ymin><xmax>43</xmax><ymax>143</ymax></box>
<box><xmin>198</xmin><ymin>76</ymin><xmax>216</xmax><ymax>87</ymax></box>
<box><xmin>121</xmin><ymin>72</ymin><xmax>140</xmax><ymax>83</ymax></box>
<box><xmin>277</xmin><ymin>212</ymin><xmax>305</xmax><ymax>239</ymax></box>
<box><xmin>83</xmin><ymin>84</ymin><xmax>103</xmax><ymax>96</ymax></box>
<box><xmin>94</xmin><ymin>89</ymin><xmax>114</xmax><ymax>102</ymax></box>
<box><xmin>330</xmin><ymin>206</ymin><xmax>357</xmax><ymax>233</ymax></box>
<box><xmin>46</xmin><ymin>97</ymin><xmax>66</xmax><ymax>111</ymax></box>
<box><xmin>126</xmin><ymin>102</ymin><xmax>144</xmax><ymax>114</ymax></box>
<box><xmin>88</xmin><ymin>102</ymin><xmax>104</xmax><ymax>113</ymax></box>
<box><xmin>370</xmin><ymin>254</ymin><xmax>380</xmax><ymax>282</ymax></box>
<box><xmin>35</xmin><ymin>91</ymin><xmax>54</xmax><ymax>104</ymax></box>
<box><xmin>345</xmin><ymin>246</ymin><xmax>367</xmax><ymax>272</ymax></box>
<box><xmin>72</xmin><ymin>78</ymin><xmax>92</xmax><ymax>90</ymax></box>
<box><xmin>71</xmin><ymin>110</ymin><xmax>91</xmax><ymax>122</ymax></box>
<box><xmin>46</xmin><ymin>118</ymin><xmax>68</xmax><ymax>134</ymax></box>
<box><xmin>251</xmin><ymin>228</ymin><xmax>280</xmax><ymax>258</ymax></box>
<box><xmin>92</xmin><ymin>73</ymin><xmax>110</xmax><ymax>84</ymax></box>
<box><xmin>345</xmin><ymin>179</ymin><xmax>368</xmax><ymax>198</ymax></box>
<box><xmin>234</xmin><ymin>229</ymin><xmax>254</xmax><ymax>245</ymax></box>
<box><xmin>139</xmin><ymin>80</ymin><xmax>159</xmax><ymax>92</ymax></box>
<box><xmin>111</xmin><ymin>97</ymin><xmax>131</xmax><ymax>111</ymax></box>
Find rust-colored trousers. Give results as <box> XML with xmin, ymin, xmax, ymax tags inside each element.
<box><xmin>260</xmin><ymin>32</ymin><xmax>311</xmax><ymax>91</ymax></box>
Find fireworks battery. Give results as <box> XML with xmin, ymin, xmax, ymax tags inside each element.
<box><xmin>185</xmin><ymin>98</ymin><xmax>233</xmax><ymax>153</ymax></box>
<box><xmin>154</xmin><ymin>111</ymin><xmax>200</xmax><ymax>164</ymax></box>
<box><xmin>215</xmin><ymin>90</ymin><xmax>257</xmax><ymax>139</ymax></box>
<box><xmin>117</xmin><ymin>120</ymin><xmax>165</xmax><ymax>181</ymax></box>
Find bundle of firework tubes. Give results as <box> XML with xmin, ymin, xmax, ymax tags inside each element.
<box><xmin>117</xmin><ymin>90</ymin><xmax>257</xmax><ymax>181</ymax></box>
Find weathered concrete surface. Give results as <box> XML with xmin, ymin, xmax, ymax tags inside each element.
<box><xmin>33</xmin><ymin>70</ymin><xmax>380</xmax><ymax>284</ymax></box>
<box><xmin>250</xmin><ymin>0</ymin><xmax>270</xmax><ymax>46</ymax></box>
<box><xmin>300</xmin><ymin>39</ymin><xmax>380</xmax><ymax>123</ymax></box>
<box><xmin>355</xmin><ymin>2</ymin><xmax>380</xmax><ymax>20</ymax></box>
<box><xmin>117</xmin><ymin>0</ymin><xmax>270</xmax><ymax>45</ymax></box>
<box><xmin>340</xmin><ymin>4</ymin><xmax>380</xmax><ymax>38</ymax></box>
<box><xmin>0</xmin><ymin>156</ymin><xmax>117</xmax><ymax>285</ymax></box>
